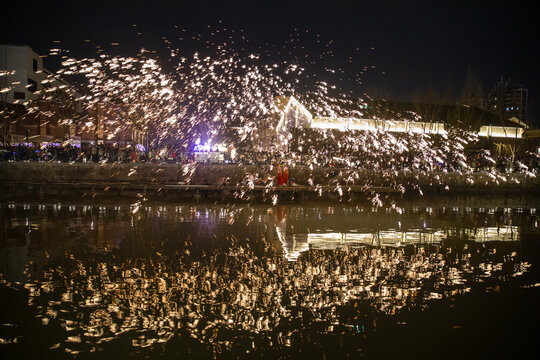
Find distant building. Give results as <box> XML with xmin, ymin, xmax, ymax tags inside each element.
<box><xmin>487</xmin><ymin>77</ymin><xmax>528</xmax><ymax>126</ymax></box>
<box><xmin>11</xmin><ymin>99</ymin><xmax>75</xmax><ymax>144</ymax></box>
<box><xmin>0</xmin><ymin>44</ymin><xmax>79</xmax><ymax>106</ymax></box>
<box><xmin>1</xmin><ymin>44</ymin><xmax>45</xmax><ymax>105</ymax></box>
<box><xmin>0</xmin><ymin>44</ymin><xmax>86</xmax><ymax>144</ymax></box>
<box><xmin>260</xmin><ymin>96</ymin><xmax>532</xmax><ymax>153</ymax></box>
<box><xmin>77</xmin><ymin>102</ymin><xmax>134</xmax><ymax>144</ymax></box>
<box><xmin>274</xmin><ymin>96</ymin><xmax>447</xmax><ymax>133</ymax></box>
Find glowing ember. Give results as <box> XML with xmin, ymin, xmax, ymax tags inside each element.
<box><xmin>4</xmin><ymin>26</ymin><xmax>534</xmax><ymax>205</ymax></box>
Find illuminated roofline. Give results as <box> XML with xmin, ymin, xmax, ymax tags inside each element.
<box><xmin>478</xmin><ymin>125</ymin><xmax>524</xmax><ymax>138</ymax></box>
<box><xmin>275</xmin><ymin>96</ymin><xmax>313</xmax><ymax>133</ymax></box>
<box><xmin>274</xmin><ymin>98</ymin><xmax>526</xmax><ymax>138</ymax></box>
<box><xmin>311</xmin><ymin>117</ymin><xmax>448</xmax><ymax>134</ymax></box>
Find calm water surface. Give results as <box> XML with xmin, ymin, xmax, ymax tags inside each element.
<box><xmin>0</xmin><ymin>199</ymin><xmax>539</xmax><ymax>359</ymax></box>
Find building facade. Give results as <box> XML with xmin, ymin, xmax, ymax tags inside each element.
<box><xmin>1</xmin><ymin>44</ymin><xmax>79</xmax><ymax>106</ymax></box>
<box><xmin>0</xmin><ymin>44</ymin><xmax>46</xmax><ymax>105</ymax></box>
<box><xmin>0</xmin><ymin>44</ymin><xmax>87</xmax><ymax>144</ymax></box>
<box><xmin>487</xmin><ymin>77</ymin><xmax>528</xmax><ymax>125</ymax></box>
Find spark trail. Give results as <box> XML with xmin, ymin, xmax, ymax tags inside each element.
<box><xmin>15</xmin><ymin>25</ymin><xmax>535</xmax><ymax>204</ymax></box>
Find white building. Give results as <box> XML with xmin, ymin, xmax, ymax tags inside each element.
<box><xmin>0</xmin><ymin>44</ymin><xmax>77</xmax><ymax>107</ymax></box>
<box><xmin>0</xmin><ymin>44</ymin><xmax>46</xmax><ymax>105</ymax></box>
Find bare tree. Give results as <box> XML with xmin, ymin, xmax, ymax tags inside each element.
<box><xmin>459</xmin><ymin>66</ymin><xmax>484</xmax><ymax>108</ymax></box>
<box><xmin>457</xmin><ymin>66</ymin><xmax>486</xmax><ymax>129</ymax></box>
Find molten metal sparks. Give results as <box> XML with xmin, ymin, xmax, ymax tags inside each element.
<box><xmin>5</xmin><ymin>26</ymin><xmax>531</xmax><ymax>205</ymax></box>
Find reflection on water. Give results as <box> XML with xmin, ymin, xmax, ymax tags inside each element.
<box><xmin>279</xmin><ymin>227</ymin><xmax>520</xmax><ymax>261</ymax></box>
<box><xmin>0</xmin><ymin>202</ymin><xmax>539</xmax><ymax>358</ymax></box>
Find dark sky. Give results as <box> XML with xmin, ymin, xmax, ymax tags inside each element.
<box><xmin>2</xmin><ymin>0</ymin><xmax>539</xmax><ymax>122</ymax></box>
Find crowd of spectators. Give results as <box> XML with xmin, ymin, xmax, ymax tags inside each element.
<box><xmin>0</xmin><ymin>143</ymin><xmax>539</xmax><ymax>174</ymax></box>
<box><xmin>0</xmin><ymin>143</ymin><xmax>185</xmax><ymax>164</ymax></box>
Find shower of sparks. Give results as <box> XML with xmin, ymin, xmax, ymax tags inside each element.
<box><xmin>5</xmin><ymin>25</ymin><xmax>536</xmax><ymax>205</ymax></box>
<box><xmin>57</xmin><ymin>53</ymin><xmax>177</xmax><ymax>144</ymax></box>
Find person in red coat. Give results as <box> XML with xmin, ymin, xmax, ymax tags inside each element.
<box><xmin>277</xmin><ymin>164</ymin><xmax>283</xmax><ymax>186</ymax></box>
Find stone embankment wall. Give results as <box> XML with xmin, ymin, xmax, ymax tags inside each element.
<box><xmin>2</xmin><ymin>162</ymin><xmax>539</xmax><ymax>188</ymax></box>
<box><xmin>1</xmin><ymin>162</ymin><xmax>539</xmax><ymax>202</ymax></box>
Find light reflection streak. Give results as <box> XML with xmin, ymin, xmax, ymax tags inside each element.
<box><xmin>15</xmin><ymin>239</ymin><xmax>529</xmax><ymax>354</ymax></box>
<box><xmin>0</xmin><ymin>202</ymin><xmax>536</xmax><ymax>355</ymax></box>
<box><xmin>278</xmin><ymin>226</ymin><xmax>519</xmax><ymax>261</ymax></box>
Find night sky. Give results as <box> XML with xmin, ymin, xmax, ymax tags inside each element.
<box><xmin>2</xmin><ymin>0</ymin><xmax>539</xmax><ymax>122</ymax></box>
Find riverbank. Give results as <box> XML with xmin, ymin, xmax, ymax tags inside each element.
<box><xmin>1</xmin><ymin>162</ymin><xmax>539</xmax><ymax>203</ymax></box>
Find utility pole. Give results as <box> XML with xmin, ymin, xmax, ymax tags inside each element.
<box><xmin>95</xmin><ymin>103</ymin><xmax>99</xmax><ymax>145</ymax></box>
<box><xmin>146</xmin><ymin>131</ymin><xmax>149</xmax><ymax>159</ymax></box>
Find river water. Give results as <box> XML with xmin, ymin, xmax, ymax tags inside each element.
<box><xmin>0</xmin><ymin>197</ymin><xmax>539</xmax><ymax>359</ymax></box>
